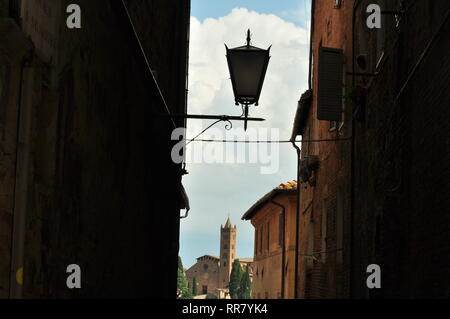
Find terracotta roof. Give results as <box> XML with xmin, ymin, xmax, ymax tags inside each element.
<box><xmin>196</xmin><ymin>255</ymin><xmax>220</xmax><ymax>261</ymax></box>
<box><xmin>241</xmin><ymin>180</ymin><xmax>297</xmax><ymax>220</ymax></box>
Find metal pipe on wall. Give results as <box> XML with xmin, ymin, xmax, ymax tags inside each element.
<box><xmin>270</xmin><ymin>199</ymin><xmax>286</xmax><ymax>299</ymax></box>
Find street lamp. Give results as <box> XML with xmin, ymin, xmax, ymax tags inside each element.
<box><xmin>160</xmin><ymin>30</ymin><xmax>270</xmax><ymax>140</ymax></box>
<box><xmin>226</xmin><ymin>29</ymin><xmax>271</xmax><ymax>130</ymax></box>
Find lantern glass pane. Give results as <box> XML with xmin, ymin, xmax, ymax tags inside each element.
<box><xmin>229</xmin><ymin>51</ymin><xmax>267</xmax><ymax>103</ymax></box>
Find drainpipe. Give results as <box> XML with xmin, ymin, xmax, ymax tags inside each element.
<box><xmin>291</xmin><ymin>142</ymin><xmax>301</xmax><ymax>299</ymax></box>
<box><xmin>270</xmin><ymin>199</ymin><xmax>286</xmax><ymax>299</ymax></box>
<box><xmin>289</xmin><ymin>0</ymin><xmax>315</xmax><ymax>300</ymax></box>
<box><xmin>351</xmin><ymin>0</ymin><xmax>363</xmax><ymax>299</ymax></box>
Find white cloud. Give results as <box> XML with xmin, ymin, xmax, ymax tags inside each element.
<box><xmin>188</xmin><ymin>8</ymin><xmax>309</xmax><ymax>138</ymax></box>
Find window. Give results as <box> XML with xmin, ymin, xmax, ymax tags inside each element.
<box><xmin>259</xmin><ymin>224</ymin><xmax>264</xmax><ymax>254</ymax></box>
<box><xmin>202</xmin><ymin>286</ymin><xmax>208</xmax><ymax>294</ymax></box>
<box><xmin>0</xmin><ymin>66</ymin><xmax>8</xmax><ymax>103</ymax></box>
<box><xmin>317</xmin><ymin>46</ymin><xmax>344</xmax><ymax>122</ymax></box>
<box><xmin>321</xmin><ymin>202</ymin><xmax>327</xmax><ymax>263</ymax></box>
<box><xmin>223</xmin><ymin>261</ymin><xmax>227</xmax><ymax>267</ymax></box>
<box><xmin>278</xmin><ymin>213</ymin><xmax>284</xmax><ymax>247</ymax></box>
<box><xmin>266</xmin><ymin>222</ymin><xmax>270</xmax><ymax>251</ymax></box>
<box><xmin>224</xmin><ymin>244</ymin><xmax>228</xmax><ymax>249</ymax></box>
<box><xmin>254</xmin><ymin>228</ymin><xmax>258</xmax><ymax>256</ymax></box>
<box><xmin>9</xmin><ymin>0</ymin><xmax>21</xmax><ymax>22</ymax></box>
<box><xmin>203</xmin><ymin>264</ymin><xmax>208</xmax><ymax>272</ymax></box>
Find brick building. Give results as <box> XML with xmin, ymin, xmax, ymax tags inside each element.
<box><xmin>185</xmin><ymin>218</ymin><xmax>253</xmax><ymax>298</ymax></box>
<box><xmin>242</xmin><ymin>181</ymin><xmax>297</xmax><ymax>299</ymax></box>
<box><xmin>291</xmin><ymin>0</ymin><xmax>450</xmax><ymax>298</ymax></box>
<box><xmin>0</xmin><ymin>0</ymin><xmax>190</xmax><ymax>298</ymax></box>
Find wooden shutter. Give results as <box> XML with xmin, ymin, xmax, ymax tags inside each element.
<box><xmin>317</xmin><ymin>47</ymin><xmax>344</xmax><ymax>121</ymax></box>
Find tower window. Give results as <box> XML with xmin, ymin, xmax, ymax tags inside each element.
<box><xmin>224</xmin><ymin>261</ymin><xmax>227</xmax><ymax>267</ymax></box>
<box><xmin>224</xmin><ymin>244</ymin><xmax>228</xmax><ymax>249</ymax></box>
<box><xmin>203</xmin><ymin>264</ymin><xmax>208</xmax><ymax>272</ymax></box>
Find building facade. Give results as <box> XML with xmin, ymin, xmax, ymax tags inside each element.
<box><xmin>242</xmin><ymin>181</ymin><xmax>297</xmax><ymax>299</ymax></box>
<box><xmin>291</xmin><ymin>0</ymin><xmax>450</xmax><ymax>298</ymax></box>
<box><xmin>0</xmin><ymin>0</ymin><xmax>190</xmax><ymax>298</ymax></box>
<box><xmin>186</xmin><ymin>218</ymin><xmax>253</xmax><ymax>297</ymax></box>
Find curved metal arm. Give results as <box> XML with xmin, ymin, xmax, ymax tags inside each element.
<box><xmin>185</xmin><ymin>118</ymin><xmax>233</xmax><ymax>146</ymax></box>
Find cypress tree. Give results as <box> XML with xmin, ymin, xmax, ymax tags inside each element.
<box><xmin>192</xmin><ymin>277</ymin><xmax>198</xmax><ymax>296</ymax></box>
<box><xmin>229</xmin><ymin>259</ymin><xmax>243</xmax><ymax>299</ymax></box>
<box><xmin>239</xmin><ymin>266</ymin><xmax>252</xmax><ymax>299</ymax></box>
<box><xmin>177</xmin><ymin>256</ymin><xmax>192</xmax><ymax>299</ymax></box>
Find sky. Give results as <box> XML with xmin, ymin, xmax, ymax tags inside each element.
<box><xmin>180</xmin><ymin>0</ymin><xmax>311</xmax><ymax>269</ymax></box>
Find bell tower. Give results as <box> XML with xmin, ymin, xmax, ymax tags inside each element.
<box><xmin>219</xmin><ymin>217</ymin><xmax>237</xmax><ymax>289</ymax></box>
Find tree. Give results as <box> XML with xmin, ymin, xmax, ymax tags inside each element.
<box><xmin>192</xmin><ymin>277</ymin><xmax>198</xmax><ymax>296</ymax></box>
<box><xmin>177</xmin><ymin>256</ymin><xmax>192</xmax><ymax>299</ymax></box>
<box><xmin>238</xmin><ymin>266</ymin><xmax>252</xmax><ymax>299</ymax></box>
<box><xmin>229</xmin><ymin>259</ymin><xmax>243</xmax><ymax>299</ymax></box>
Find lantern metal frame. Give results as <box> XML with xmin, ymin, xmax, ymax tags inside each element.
<box><xmin>226</xmin><ymin>30</ymin><xmax>271</xmax><ymax>130</ymax></box>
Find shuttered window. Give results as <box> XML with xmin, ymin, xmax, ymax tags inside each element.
<box><xmin>317</xmin><ymin>46</ymin><xmax>344</xmax><ymax>121</ymax></box>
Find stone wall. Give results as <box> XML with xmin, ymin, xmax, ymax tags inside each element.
<box><xmin>0</xmin><ymin>0</ymin><xmax>190</xmax><ymax>298</ymax></box>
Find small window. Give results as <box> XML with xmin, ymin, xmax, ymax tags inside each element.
<box><xmin>259</xmin><ymin>224</ymin><xmax>264</xmax><ymax>254</ymax></box>
<box><xmin>254</xmin><ymin>228</ymin><xmax>258</xmax><ymax>256</ymax></box>
<box><xmin>224</xmin><ymin>244</ymin><xmax>228</xmax><ymax>249</ymax></box>
<box><xmin>223</xmin><ymin>261</ymin><xmax>227</xmax><ymax>267</ymax></box>
<box><xmin>203</xmin><ymin>264</ymin><xmax>208</xmax><ymax>272</ymax></box>
<box><xmin>202</xmin><ymin>286</ymin><xmax>208</xmax><ymax>294</ymax></box>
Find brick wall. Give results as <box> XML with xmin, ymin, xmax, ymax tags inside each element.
<box><xmin>352</xmin><ymin>0</ymin><xmax>450</xmax><ymax>298</ymax></box>
<box><xmin>298</xmin><ymin>0</ymin><xmax>449</xmax><ymax>299</ymax></box>
<box><xmin>298</xmin><ymin>0</ymin><xmax>353</xmax><ymax>299</ymax></box>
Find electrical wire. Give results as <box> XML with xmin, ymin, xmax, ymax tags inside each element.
<box><xmin>184</xmin><ymin>136</ymin><xmax>352</xmax><ymax>144</ymax></box>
